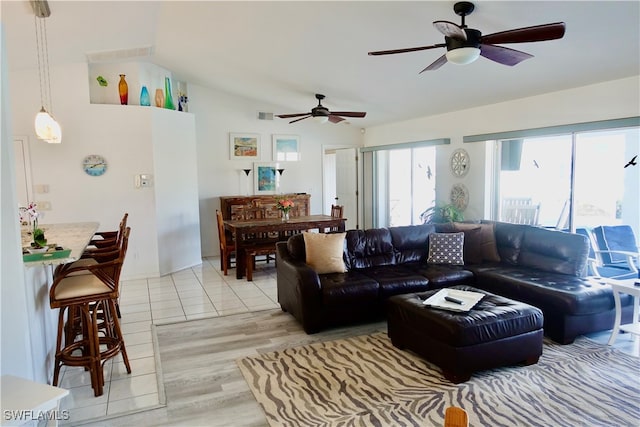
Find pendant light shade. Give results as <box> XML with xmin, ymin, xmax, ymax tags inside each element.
<box><xmin>33</xmin><ymin>0</ymin><xmax>62</xmax><ymax>144</ymax></box>
<box><xmin>35</xmin><ymin>107</ymin><xmax>61</xmax><ymax>143</ymax></box>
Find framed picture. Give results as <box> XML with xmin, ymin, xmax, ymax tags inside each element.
<box><xmin>230</xmin><ymin>133</ymin><xmax>260</xmax><ymax>160</ymax></box>
<box><xmin>254</xmin><ymin>162</ymin><xmax>279</xmax><ymax>194</ymax></box>
<box><xmin>272</xmin><ymin>134</ymin><xmax>300</xmax><ymax>161</ymax></box>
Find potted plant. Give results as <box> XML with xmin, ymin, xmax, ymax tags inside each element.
<box><xmin>420</xmin><ymin>203</ymin><xmax>464</xmax><ymax>224</ymax></box>
<box><xmin>19</xmin><ymin>202</ymin><xmax>47</xmax><ymax>248</ymax></box>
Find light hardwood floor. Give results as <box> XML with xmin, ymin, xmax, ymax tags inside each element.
<box><xmin>65</xmin><ymin>257</ymin><xmax>639</xmax><ymax>426</ymax></box>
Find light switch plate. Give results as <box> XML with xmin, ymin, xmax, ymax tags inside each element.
<box><xmin>135</xmin><ymin>174</ymin><xmax>153</xmax><ymax>188</ymax></box>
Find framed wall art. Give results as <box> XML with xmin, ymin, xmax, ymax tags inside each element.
<box><xmin>230</xmin><ymin>133</ymin><xmax>260</xmax><ymax>160</ymax></box>
<box><xmin>272</xmin><ymin>134</ymin><xmax>300</xmax><ymax>161</ymax></box>
<box><xmin>254</xmin><ymin>162</ymin><xmax>279</xmax><ymax>194</ymax></box>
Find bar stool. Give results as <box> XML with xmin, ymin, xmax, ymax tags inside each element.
<box><xmin>55</xmin><ymin>214</ymin><xmax>128</xmax><ymax>318</ymax></box>
<box><xmin>82</xmin><ymin>213</ymin><xmax>128</xmax><ymax>254</ymax></box>
<box><xmin>49</xmin><ymin>227</ymin><xmax>131</xmax><ymax>397</ymax></box>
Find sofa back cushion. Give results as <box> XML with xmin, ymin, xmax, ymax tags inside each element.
<box><xmin>389</xmin><ymin>223</ymin><xmax>435</xmax><ymax>264</ymax></box>
<box><xmin>518</xmin><ymin>227</ymin><xmax>589</xmax><ymax>276</ymax></box>
<box><xmin>345</xmin><ymin>228</ymin><xmax>395</xmax><ymax>270</ymax></box>
<box><xmin>493</xmin><ymin>221</ymin><xmax>526</xmax><ymax>264</ymax></box>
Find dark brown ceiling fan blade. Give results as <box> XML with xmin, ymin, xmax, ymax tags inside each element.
<box><xmin>419</xmin><ymin>54</ymin><xmax>448</xmax><ymax>73</ymax></box>
<box><xmin>368</xmin><ymin>43</ymin><xmax>445</xmax><ymax>56</ymax></box>
<box><xmin>482</xmin><ymin>22</ymin><xmax>566</xmax><ymax>45</ymax></box>
<box><xmin>276</xmin><ymin>113</ymin><xmax>311</xmax><ymax>119</ymax></box>
<box><xmin>480</xmin><ymin>43</ymin><xmax>533</xmax><ymax>66</ymax></box>
<box><xmin>328</xmin><ymin>115</ymin><xmax>345</xmax><ymax>124</ymax></box>
<box><xmin>433</xmin><ymin>20</ymin><xmax>466</xmax><ymax>40</ymax></box>
<box><xmin>289</xmin><ymin>115</ymin><xmax>311</xmax><ymax>124</ymax></box>
<box><xmin>330</xmin><ymin>111</ymin><xmax>367</xmax><ymax>118</ymax></box>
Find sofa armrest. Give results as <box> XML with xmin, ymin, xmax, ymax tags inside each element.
<box><xmin>276</xmin><ymin>242</ymin><xmax>325</xmax><ymax>333</ymax></box>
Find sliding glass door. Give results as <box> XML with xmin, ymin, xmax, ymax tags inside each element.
<box><xmin>574</xmin><ymin>128</ymin><xmax>639</xmax><ymax>229</ymax></box>
<box><xmin>374</xmin><ymin>146</ymin><xmax>436</xmax><ymax>227</ymax></box>
<box><xmin>495</xmin><ymin>126</ymin><xmax>639</xmax><ymax>234</ymax></box>
<box><xmin>497</xmin><ymin>136</ymin><xmax>572</xmax><ymax>228</ymax></box>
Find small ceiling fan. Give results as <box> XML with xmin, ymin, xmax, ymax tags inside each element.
<box><xmin>276</xmin><ymin>94</ymin><xmax>367</xmax><ymax>124</ymax></box>
<box><xmin>368</xmin><ymin>1</ymin><xmax>565</xmax><ymax>73</ymax></box>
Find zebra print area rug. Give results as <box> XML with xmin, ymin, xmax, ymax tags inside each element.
<box><xmin>237</xmin><ymin>332</ymin><xmax>640</xmax><ymax>427</ymax></box>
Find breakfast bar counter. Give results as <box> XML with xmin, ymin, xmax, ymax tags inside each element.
<box><xmin>21</xmin><ymin>222</ymin><xmax>99</xmax><ymax>384</ymax></box>
<box><xmin>22</xmin><ymin>222</ymin><xmax>99</xmax><ymax>267</ymax></box>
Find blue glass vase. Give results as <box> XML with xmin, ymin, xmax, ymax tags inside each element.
<box><xmin>164</xmin><ymin>78</ymin><xmax>175</xmax><ymax>110</ymax></box>
<box><xmin>140</xmin><ymin>86</ymin><xmax>150</xmax><ymax>106</ymax></box>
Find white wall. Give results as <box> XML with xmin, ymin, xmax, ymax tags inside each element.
<box><xmin>8</xmin><ymin>62</ymin><xmax>203</xmax><ymax>279</ymax></box>
<box><xmin>1</xmin><ymin>24</ymin><xmax>35</xmax><ymax>379</ymax></box>
<box><xmin>189</xmin><ymin>85</ymin><xmax>364</xmax><ymax>257</ymax></box>
<box><xmin>152</xmin><ymin>110</ymin><xmax>201</xmax><ymax>275</ymax></box>
<box><xmin>364</xmin><ymin>76</ymin><xmax>640</xmax><ymax>221</ymax></box>
<box><xmin>8</xmin><ymin>59</ymin><xmax>364</xmax><ymax>266</ymax></box>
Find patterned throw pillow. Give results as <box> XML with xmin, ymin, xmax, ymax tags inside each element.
<box><xmin>427</xmin><ymin>232</ymin><xmax>465</xmax><ymax>265</ymax></box>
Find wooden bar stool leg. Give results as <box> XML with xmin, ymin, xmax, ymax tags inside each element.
<box><xmin>87</xmin><ymin>303</ymin><xmax>103</xmax><ymax>396</ymax></box>
<box><xmin>52</xmin><ymin>308</ymin><xmax>67</xmax><ymax>387</ymax></box>
<box><xmin>108</xmin><ymin>298</ymin><xmax>131</xmax><ymax>373</ymax></box>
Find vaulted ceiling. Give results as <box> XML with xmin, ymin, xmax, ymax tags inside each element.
<box><xmin>3</xmin><ymin>1</ymin><xmax>639</xmax><ymax>127</ymax></box>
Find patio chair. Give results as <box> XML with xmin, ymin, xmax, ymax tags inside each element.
<box><xmin>586</xmin><ymin>225</ymin><xmax>639</xmax><ymax>279</ymax></box>
<box><xmin>501</xmin><ymin>198</ymin><xmax>541</xmax><ymax>225</ymax></box>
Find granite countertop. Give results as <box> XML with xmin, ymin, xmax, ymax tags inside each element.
<box><xmin>22</xmin><ymin>222</ymin><xmax>100</xmax><ymax>267</ymax></box>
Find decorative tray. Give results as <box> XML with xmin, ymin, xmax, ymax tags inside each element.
<box><xmin>422</xmin><ymin>288</ymin><xmax>485</xmax><ymax>313</ymax></box>
<box><xmin>22</xmin><ymin>246</ymin><xmax>71</xmax><ymax>262</ymax></box>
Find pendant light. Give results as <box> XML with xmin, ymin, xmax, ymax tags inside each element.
<box><xmin>32</xmin><ymin>0</ymin><xmax>62</xmax><ymax>144</ymax></box>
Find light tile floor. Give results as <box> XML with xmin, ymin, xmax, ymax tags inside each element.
<box><xmin>58</xmin><ymin>256</ymin><xmax>279</xmax><ymax>425</ymax></box>
<box><xmin>57</xmin><ymin>256</ymin><xmax>639</xmax><ymax>425</ymax></box>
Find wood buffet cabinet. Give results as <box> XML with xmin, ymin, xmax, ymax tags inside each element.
<box><xmin>219</xmin><ymin>194</ymin><xmax>311</xmax><ymax>220</ymax></box>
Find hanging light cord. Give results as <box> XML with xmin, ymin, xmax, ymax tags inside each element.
<box><xmin>34</xmin><ymin>15</ymin><xmax>53</xmax><ymax>115</ymax></box>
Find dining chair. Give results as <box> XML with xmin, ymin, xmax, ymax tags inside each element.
<box><xmin>49</xmin><ymin>227</ymin><xmax>131</xmax><ymax>397</ymax></box>
<box><xmin>245</xmin><ymin>243</ymin><xmax>278</xmax><ymax>281</ymax></box>
<box><xmin>331</xmin><ymin>204</ymin><xmax>344</xmax><ymax>218</ymax></box>
<box><xmin>216</xmin><ymin>210</ymin><xmax>236</xmax><ymax>275</ymax></box>
<box><xmin>330</xmin><ymin>204</ymin><xmax>344</xmax><ymax>231</ymax></box>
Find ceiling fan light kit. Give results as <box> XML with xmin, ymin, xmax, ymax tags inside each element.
<box><xmin>368</xmin><ymin>1</ymin><xmax>565</xmax><ymax>73</ymax></box>
<box><xmin>446</xmin><ymin>47</ymin><xmax>481</xmax><ymax>65</ymax></box>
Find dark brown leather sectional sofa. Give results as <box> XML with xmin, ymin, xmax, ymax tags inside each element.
<box><xmin>276</xmin><ymin>221</ymin><xmax>634</xmax><ymax>344</ymax></box>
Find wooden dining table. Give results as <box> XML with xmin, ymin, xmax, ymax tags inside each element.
<box><xmin>223</xmin><ymin>214</ymin><xmax>346</xmax><ymax>279</ymax></box>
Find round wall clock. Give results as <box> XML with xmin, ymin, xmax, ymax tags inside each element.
<box><xmin>82</xmin><ymin>154</ymin><xmax>107</xmax><ymax>176</ymax></box>
<box><xmin>450</xmin><ymin>183</ymin><xmax>469</xmax><ymax>211</ymax></box>
<box><xmin>450</xmin><ymin>148</ymin><xmax>470</xmax><ymax>177</ymax></box>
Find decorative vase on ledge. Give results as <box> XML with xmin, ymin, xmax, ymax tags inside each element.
<box><xmin>155</xmin><ymin>89</ymin><xmax>164</xmax><ymax>108</ymax></box>
<box><xmin>164</xmin><ymin>77</ymin><xmax>175</xmax><ymax>110</ymax></box>
<box><xmin>282</xmin><ymin>211</ymin><xmax>290</xmax><ymax>222</ymax></box>
<box><xmin>118</xmin><ymin>74</ymin><xmax>128</xmax><ymax>105</ymax></box>
<box><xmin>140</xmin><ymin>86</ymin><xmax>150</xmax><ymax>106</ymax></box>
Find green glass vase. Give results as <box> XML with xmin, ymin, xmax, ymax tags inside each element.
<box><xmin>164</xmin><ymin>77</ymin><xmax>175</xmax><ymax>110</ymax></box>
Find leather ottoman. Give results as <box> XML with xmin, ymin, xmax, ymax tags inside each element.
<box><xmin>387</xmin><ymin>285</ymin><xmax>544</xmax><ymax>383</ymax></box>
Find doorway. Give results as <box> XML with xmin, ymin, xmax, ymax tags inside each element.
<box><xmin>323</xmin><ymin>146</ymin><xmax>359</xmax><ymax>230</ymax></box>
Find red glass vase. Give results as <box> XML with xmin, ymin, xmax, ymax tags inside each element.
<box><xmin>118</xmin><ymin>74</ymin><xmax>128</xmax><ymax>105</ymax></box>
